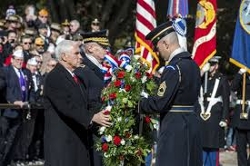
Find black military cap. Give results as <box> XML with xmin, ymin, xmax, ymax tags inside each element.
<box><xmin>145</xmin><ymin>21</ymin><xmax>175</xmax><ymax>48</ymax></box>
<box><xmin>81</xmin><ymin>29</ymin><xmax>110</xmax><ymax>47</ymax></box>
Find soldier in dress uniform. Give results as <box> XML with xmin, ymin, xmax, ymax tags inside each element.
<box><xmin>139</xmin><ymin>21</ymin><xmax>202</xmax><ymax>166</ymax></box>
<box><xmin>74</xmin><ymin>30</ymin><xmax>110</xmax><ymax>166</ymax></box>
<box><xmin>197</xmin><ymin>56</ymin><xmax>230</xmax><ymax>166</ymax></box>
<box><xmin>231</xmin><ymin>68</ymin><xmax>250</xmax><ymax>166</ymax></box>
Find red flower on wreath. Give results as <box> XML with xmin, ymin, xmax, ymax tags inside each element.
<box><xmin>109</xmin><ymin>93</ymin><xmax>117</xmax><ymax>100</ymax></box>
<box><xmin>117</xmin><ymin>71</ymin><xmax>126</xmax><ymax>79</ymax></box>
<box><xmin>146</xmin><ymin>72</ymin><xmax>153</xmax><ymax>79</ymax></box>
<box><xmin>102</xmin><ymin>143</ymin><xmax>109</xmax><ymax>152</ymax></box>
<box><xmin>145</xmin><ymin>116</ymin><xmax>151</xmax><ymax>124</ymax></box>
<box><xmin>114</xmin><ymin>80</ymin><xmax>122</xmax><ymax>87</ymax></box>
<box><xmin>135</xmin><ymin>72</ymin><xmax>142</xmax><ymax>79</ymax></box>
<box><xmin>113</xmin><ymin>135</ymin><xmax>121</xmax><ymax>146</ymax></box>
<box><xmin>124</xmin><ymin>84</ymin><xmax>131</xmax><ymax>92</ymax></box>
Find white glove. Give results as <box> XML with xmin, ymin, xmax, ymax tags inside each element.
<box><xmin>219</xmin><ymin>121</ymin><xmax>227</xmax><ymax>127</ymax></box>
<box><xmin>239</xmin><ymin>68</ymin><xmax>247</xmax><ymax>75</ymax></box>
<box><xmin>158</xmin><ymin>66</ymin><xmax>165</xmax><ymax>75</ymax></box>
<box><xmin>201</xmin><ymin>63</ymin><xmax>210</xmax><ymax>73</ymax></box>
<box><xmin>140</xmin><ymin>91</ymin><xmax>149</xmax><ymax>98</ymax></box>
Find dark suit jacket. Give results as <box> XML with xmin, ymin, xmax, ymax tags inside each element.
<box><xmin>74</xmin><ymin>65</ymin><xmax>104</xmax><ymax>114</ymax></box>
<box><xmin>43</xmin><ymin>63</ymin><xmax>92</xmax><ymax>166</ymax></box>
<box><xmin>0</xmin><ymin>65</ymin><xmax>34</xmax><ymax>118</ymax></box>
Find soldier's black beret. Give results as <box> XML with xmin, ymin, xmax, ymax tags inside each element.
<box><xmin>145</xmin><ymin>21</ymin><xmax>175</xmax><ymax>48</ymax></box>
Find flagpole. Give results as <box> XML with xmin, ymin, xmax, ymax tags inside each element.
<box><xmin>240</xmin><ymin>72</ymin><xmax>247</xmax><ymax>119</ymax></box>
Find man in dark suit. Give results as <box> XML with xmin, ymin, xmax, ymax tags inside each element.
<box><xmin>43</xmin><ymin>40</ymin><xmax>111</xmax><ymax>166</ymax></box>
<box><xmin>0</xmin><ymin>49</ymin><xmax>34</xmax><ymax>166</ymax></box>
<box><xmin>139</xmin><ymin>22</ymin><xmax>202</xmax><ymax>166</ymax></box>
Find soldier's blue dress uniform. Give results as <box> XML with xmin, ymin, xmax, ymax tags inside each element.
<box><xmin>231</xmin><ymin>72</ymin><xmax>250</xmax><ymax>166</ymax></box>
<box><xmin>140</xmin><ymin>22</ymin><xmax>202</xmax><ymax>166</ymax></box>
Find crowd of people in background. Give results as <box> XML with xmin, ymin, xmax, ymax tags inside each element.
<box><xmin>0</xmin><ymin>4</ymin><xmax>106</xmax><ymax>166</ymax></box>
<box><xmin>0</xmin><ymin>4</ymin><xmax>250</xmax><ymax>166</ymax></box>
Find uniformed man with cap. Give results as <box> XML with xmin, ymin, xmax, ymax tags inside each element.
<box><xmin>74</xmin><ymin>30</ymin><xmax>110</xmax><ymax>166</ymax></box>
<box><xmin>231</xmin><ymin>67</ymin><xmax>250</xmax><ymax>166</ymax></box>
<box><xmin>50</xmin><ymin>23</ymin><xmax>61</xmax><ymax>44</ymax></box>
<box><xmin>197</xmin><ymin>56</ymin><xmax>230</xmax><ymax>166</ymax></box>
<box><xmin>61</xmin><ymin>19</ymin><xmax>70</xmax><ymax>35</ymax></box>
<box><xmin>139</xmin><ymin>21</ymin><xmax>202</xmax><ymax>166</ymax></box>
<box><xmin>5</xmin><ymin>15</ymin><xmax>19</xmax><ymax>31</ymax></box>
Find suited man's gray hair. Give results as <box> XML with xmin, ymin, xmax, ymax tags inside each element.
<box><xmin>55</xmin><ymin>40</ymin><xmax>75</xmax><ymax>60</ymax></box>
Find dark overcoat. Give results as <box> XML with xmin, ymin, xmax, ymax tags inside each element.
<box><xmin>197</xmin><ymin>72</ymin><xmax>230</xmax><ymax>148</ymax></box>
<box><xmin>43</xmin><ymin>63</ymin><xmax>92</xmax><ymax>166</ymax></box>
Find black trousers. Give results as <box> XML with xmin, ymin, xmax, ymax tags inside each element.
<box><xmin>0</xmin><ymin>116</ymin><xmax>21</xmax><ymax>166</ymax></box>
<box><xmin>236</xmin><ymin>129</ymin><xmax>250</xmax><ymax>166</ymax></box>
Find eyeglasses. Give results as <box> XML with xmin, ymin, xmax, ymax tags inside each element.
<box><xmin>92</xmin><ymin>23</ymin><xmax>99</xmax><ymax>26</ymax></box>
<box><xmin>40</xmin><ymin>16</ymin><xmax>48</xmax><ymax>19</ymax></box>
<box><xmin>36</xmin><ymin>44</ymin><xmax>44</xmax><ymax>47</ymax></box>
<box><xmin>36</xmin><ymin>60</ymin><xmax>42</xmax><ymax>64</ymax></box>
<box><xmin>24</xmin><ymin>42</ymin><xmax>32</xmax><ymax>45</ymax></box>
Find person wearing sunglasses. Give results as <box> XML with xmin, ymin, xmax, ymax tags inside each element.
<box><xmin>21</xmin><ymin>35</ymin><xmax>33</xmax><ymax>63</ymax></box>
<box><xmin>91</xmin><ymin>18</ymin><xmax>100</xmax><ymax>32</ymax></box>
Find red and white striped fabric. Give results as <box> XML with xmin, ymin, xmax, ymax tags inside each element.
<box><xmin>135</xmin><ymin>0</ymin><xmax>159</xmax><ymax>73</ymax></box>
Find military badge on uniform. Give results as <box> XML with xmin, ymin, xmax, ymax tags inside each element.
<box><xmin>157</xmin><ymin>81</ymin><xmax>166</xmax><ymax>97</ymax></box>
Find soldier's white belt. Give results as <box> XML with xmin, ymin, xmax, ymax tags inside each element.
<box><xmin>236</xmin><ymin>100</ymin><xmax>250</xmax><ymax>105</ymax></box>
<box><xmin>206</xmin><ymin>96</ymin><xmax>222</xmax><ymax>103</ymax></box>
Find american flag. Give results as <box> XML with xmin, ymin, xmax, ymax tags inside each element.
<box><xmin>135</xmin><ymin>0</ymin><xmax>158</xmax><ymax>73</ymax></box>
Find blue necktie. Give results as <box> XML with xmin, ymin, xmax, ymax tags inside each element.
<box><xmin>19</xmin><ymin>70</ymin><xmax>26</xmax><ymax>101</ymax></box>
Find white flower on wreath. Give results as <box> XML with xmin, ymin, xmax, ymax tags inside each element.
<box><xmin>119</xmin><ymin>88</ymin><xmax>126</xmax><ymax>93</ymax></box>
<box><xmin>141</xmin><ymin>75</ymin><xmax>147</xmax><ymax>83</ymax></box>
<box><xmin>134</xmin><ymin>135</ymin><xmax>139</xmax><ymax>139</ymax></box>
<box><xmin>117</xmin><ymin>117</ymin><xmax>122</xmax><ymax>122</ymax></box>
<box><xmin>106</xmin><ymin>135</ymin><xmax>112</xmax><ymax>142</ymax></box>
<box><xmin>120</xmin><ymin>139</ymin><xmax>125</xmax><ymax>145</ymax></box>
<box><xmin>99</xmin><ymin>126</ymin><xmax>106</xmax><ymax>135</ymax></box>
<box><xmin>104</xmin><ymin>152</ymin><xmax>111</xmax><ymax>158</ymax></box>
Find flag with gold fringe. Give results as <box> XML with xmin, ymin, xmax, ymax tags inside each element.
<box><xmin>192</xmin><ymin>0</ymin><xmax>217</xmax><ymax>67</ymax></box>
<box><xmin>230</xmin><ymin>0</ymin><xmax>250</xmax><ymax>73</ymax></box>
<box><xmin>135</xmin><ymin>0</ymin><xmax>158</xmax><ymax>73</ymax></box>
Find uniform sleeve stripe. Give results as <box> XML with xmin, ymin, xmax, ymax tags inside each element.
<box><xmin>165</xmin><ymin>65</ymin><xmax>175</xmax><ymax>70</ymax></box>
